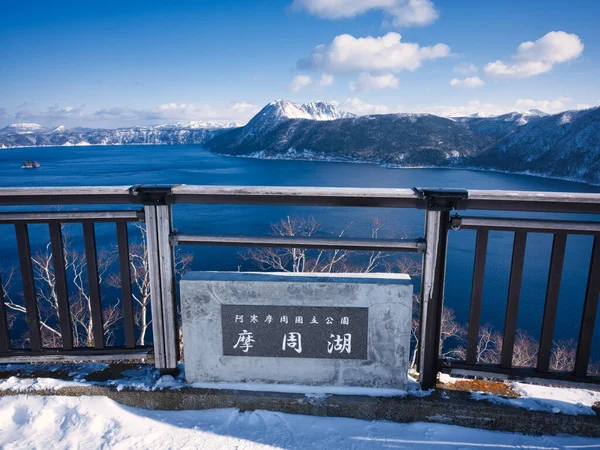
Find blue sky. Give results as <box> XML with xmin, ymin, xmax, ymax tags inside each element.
<box><xmin>1</xmin><ymin>0</ymin><xmax>599</xmax><ymax>127</ymax></box>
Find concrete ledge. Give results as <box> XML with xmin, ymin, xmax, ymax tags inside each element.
<box><xmin>1</xmin><ymin>385</ymin><xmax>598</xmax><ymax>438</ymax></box>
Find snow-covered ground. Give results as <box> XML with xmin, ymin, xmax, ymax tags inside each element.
<box><xmin>0</xmin><ymin>364</ymin><xmax>598</xmax><ymax>416</ymax></box>
<box><xmin>0</xmin><ymin>395</ymin><xmax>598</xmax><ymax>450</ymax></box>
<box><xmin>0</xmin><ymin>363</ymin><xmax>423</xmax><ymax>397</ymax></box>
<box><xmin>439</xmin><ymin>374</ymin><xmax>600</xmax><ymax>416</ymax></box>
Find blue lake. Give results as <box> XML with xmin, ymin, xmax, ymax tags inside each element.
<box><xmin>1</xmin><ymin>144</ymin><xmax>599</xmax><ymax>358</ymax></box>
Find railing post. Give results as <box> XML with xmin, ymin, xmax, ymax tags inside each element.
<box><xmin>131</xmin><ymin>185</ymin><xmax>178</xmax><ymax>370</ymax></box>
<box><xmin>415</xmin><ymin>188</ymin><xmax>467</xmax><ymax>390</ymax></box>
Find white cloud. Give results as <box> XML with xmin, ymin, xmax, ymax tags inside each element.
<box><xmin>484</xmin><ymin>60</ymin><xmax>553</xmax><ymax>79</ymax></box>
<box><xmin>515</xmin><ymin>97</ymin><xmax>568</xmax><ymax>113</ymax></box>
<box><xmin>6</xmin><ymin>101</ymin><xmax>260</xmax><ymax>128</ymax></box>
<box><xmin>484</xmin><ymin>31</ymin><xmax>584</xmax><ymax>79</ymax></box>
<box><xmin>319</xmin><ymin>74</ymin><xmax>334</xmax><ymax>87</ymax></box>
<box><xmin>231</xmin><ymin>102</ymin><xmax>259</xmax><ymax>114</ymax></box>
<box><xmin>577</xmin><ymin>103</ymin><xmax>592</xmax><ymax>110</ymax></box>
<box><xmin>450</xmin><ymin>77</ymin><xmax>485</xmax><ymax>88</ymax></box>
<box><xmin>418</xmin><ymin>101</ymin><xmax>506</xmax><ymax>117</ymax></box>
<box><xmin>292</xmin><ymin>0</ymin><xmax>438</xmax><ymax>27</ymax></box>
<box><xmin>299</xmin><ymin>32</ymin><xmax>450</xmax><ymax>74</ymax></box>
<box><xmin>453</xmin><ymin>63</ymin><xmax>478</xmax><ymax>75</ymax></box>
<box><xmin>349</xmin><ymin>73</ymin><xmax>399</xmax><ymax>91</ymax></box>
<box><xmin>416</xmin><ymin>97</ymin><xmax>572</xmax><ymax>117</ymax></box>
<box><xmin>289</xmin><ymin>75</ymin><xmax>313</xmax><ymax>92</ymax></box>
<box><xmin>337</xmin><ymin>97</ymin><xmax>404</xmax><ymax>115</ymax></box>
<box><xmin>14</xmin><ymin>104</ymin><xmax>85</xmax><ymax>122</ymax></box>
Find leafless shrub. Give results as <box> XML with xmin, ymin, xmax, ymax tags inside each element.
<box><xmin>107</xmin><ymin>223</ymin><xmax>192</xmax><ymax>346</ymax></box>
<box><xmin>550</xmin><ymin>339</ymin><xmax>577</xmax><ymax>372</ymax></box>
<box><xmin>241</xmin><ymin>216</ymin><xmax>419</xmax><ymax>276</ymax></box>
<box><xmin>3</xmin><ymin>223</ymin><xmax>193</xmax><ymax>349</ymax></box>
<box><xmin>3</xmin><ymin>236</ymin><xmax>120</xmax><ymax>348</ymax></box>
<box><xmin>511</xmin><ymin>330</ymin><xmax>538</xmax><ymax>368</ymax></box>
<box><xmin>439</xmin><ymin>307</ymin><xmax>466</xmax><ymax>359</ymax></box>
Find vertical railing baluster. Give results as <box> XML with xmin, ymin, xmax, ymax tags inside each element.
<box><xmin>575</xmin><ymin>235</ymin><xmax>600</xmax><ymax>376</ymax></box>
<box><xmin>537</xmin><ymin>232</ymin><xmax>567</xmax><ymax>372</ymax></box>
<box><xmin>0</xmin><ymin>272</ymin><xmax>11</xmax><ymax>353</ymax></box>
<box><xmin>83</xmin><ymin>222</ymin><xmax>104</xmax><ymax>349</ymax></box>
<box><xmin>466</xmin><ymin>229</ymin><xmax>489</xmax><ymax>365</ymax></box>
<box><xmin>418</xmin><ymin>209</ymin><xmax>450</xmax><ymax>389</ymax></box>
<box><xmin>501</xmin><ymin>231</ymin><xmax>527</xmax><ymax>368</ymax></box>
<box><xmin>136</xmin><ymin>185</ymin><xmax>178</xmax><ymax>370</ymax></box>
<box><xmin>156</xmin><ymin>204</ymin><xmax>178</xmax><ymax>366</ymax></box>
<box><xmin>15</xmin><ymin>224</ymin><xmax>42</xmax><ymax>351</ymax></box>
<box><xmin>116</xmin><ymin>221</ymin><xmax>136</xmax><ymax>348</ymax></box>
<box><xmin>49</xmin><ymin>223</ymin><xmax>73</xmax><ymax>350</ymax></box>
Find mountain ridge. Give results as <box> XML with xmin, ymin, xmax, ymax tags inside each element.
<box><xmin>1</xmin><ymin>100</ymin><xmax>599</xmax><ymax>184</ymax></box>
<box><xmin>204</xmin><ymin>102</ymin><xmax>600</xmax><ymax>184</ymax></box>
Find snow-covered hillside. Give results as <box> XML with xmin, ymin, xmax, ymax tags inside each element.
<box><xmin>0</xmin><ymin>123</ymin><xmax>46</xmax><ymax>134</ymax></box>
<box><xmin>2</xmin><ymin>101</ymin><xmax>599</xmax><ymax>184</ymax></box>
<box><xmin>237</xmin><ymin>100</ymin><xmax>354</xmax><ymax>137</ymax></box>
<box><xmin>261</xmin><ymin>99</ymin><xmax>355</xmax><ymax>122</ymax></box>
<box><xmin>205</xmin><ymin>103</ymin><xmax>600</xmax><ymax>184</ymax></box>
<box><xmin>0</xmin><ymin>121</ymin><xmax>237</xmax><ymax>148</ymax></box>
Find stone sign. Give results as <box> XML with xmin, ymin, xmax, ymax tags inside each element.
<box><xmin>221</xmin><ymin>305</ymin><xmax>368</xmax><ymax>359</ymax></box>
<box><xmin>181</xmin><ymin>272</ymin><xmax>413</xmax><ymax>389</ymax></box>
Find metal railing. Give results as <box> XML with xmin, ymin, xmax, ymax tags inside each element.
<box><xmin>0</xmin><ymin>185</ymin><xmax>598</xmax><ymax>387</ymax></box>
<box><xmin>0</xmin><ymin>208</ymin><xmax>147</xmax><ymax>362</ymax></box>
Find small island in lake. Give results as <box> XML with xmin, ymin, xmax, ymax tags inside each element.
<box><xmin>21</xmin><ymin>160</ymin><xmax>40</xmax><ymax>169</ymax></box>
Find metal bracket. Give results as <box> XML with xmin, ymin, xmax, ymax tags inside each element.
<box><xmin>129</xmin><ymin>185</ymin><xmax>178</xmax><ymax>205</ymax></box>
<box><xmin>416</xmin><ymin>237</ymin><xmax>427</xmax><ymax>253</ymax></box>
<box><xmin>413</xmin><ymin>187</ymin><xmax>469</xmax><ymax>211</ymax></box>
<box><xmin>450</xmin><ymin>214</ymin><xmax>462</xmax><ymax>231</ymax></box>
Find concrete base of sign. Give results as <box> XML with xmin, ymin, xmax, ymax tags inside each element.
<box><xmin>180</xmin><ymin>272</ymin><xmax>413</xmax><ymax>389</ymax></box>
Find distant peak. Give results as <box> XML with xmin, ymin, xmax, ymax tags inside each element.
<box><xmin>5</xmin><ymin>122</ymin><xmax>43</xmax><ymax>130</ymax></box>
<box><xmin>257</xmin><ymin>100</ymin><xmax>354</xmax><ymax>122</ymax></box>
<box><xmin>0</xmin><ymin>122</ymin><xmax>45</xmax><ymax>134</ymax></box>
<box><xmin>526</xmin><ymin>109</ymin><xmax>548</xmax><ymax>116</ymax></box>
<box><xmin>154</xmin><ymin>121</ymin><xmax>238</xmax><ymax>130</ymax></box>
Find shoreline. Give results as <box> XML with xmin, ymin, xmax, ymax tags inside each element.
<box><xmin>221</xmin><ymin>149</ymin><xmax>600</xmax><ymax>188</ymax></box>
<box><xmin>2</xmin><ymin>142</ymin><xmax>598</xmax><ymax>188</ymax></box>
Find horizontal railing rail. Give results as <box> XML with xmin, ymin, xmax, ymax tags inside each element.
<box><xmin>1</xmin><ymin>185</ymin><xmax>600</xmax><ymax>213</ymax></box>
<box><xmin>451</xmin><ymin>216</ymin><xmax>600</xmax><ymax>235</ymax></box>
<box><xmin>0</xmin><ymin>210</ymin><xmax>143</xmax><ymax>224</ymax></box>
<box><xmin>171</xmin><ymin>233</ymin><xmax>426</xmax><ymax>253</ymax></box>
<box><xmin>0</xmin><ymin>184</ymin><xmax>599</xmax><ymax>387</ymax></box>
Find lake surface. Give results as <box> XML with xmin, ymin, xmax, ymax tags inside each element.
<box><xmin>1</xmin><ymin>144</ymin><xmax>599</xmax><ymax>359</ymax></box>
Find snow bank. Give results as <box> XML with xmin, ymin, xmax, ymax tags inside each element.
<box><xmin>0</xmin><ymin>395</ymin><xmax>597</xmax><ymax>449</ymax></box>
<box><xmin>440</xmin><ymin>374</ymin><xmax>600</xmax><ymax>416</ymax></box>
<box><xmin>0</xmin><ymin>364</ymin><xmax>428</xmax><ymax>398</ymax></box>
<box><xmin>489</xmin><ymin>381</ymin><xmax>600</xmax><ymax>416</ymax></box>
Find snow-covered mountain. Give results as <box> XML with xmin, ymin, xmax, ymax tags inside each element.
<box><xmin>453</xmin><ymin>110</ymin><xmax>548</xmax><ymax>138</ymax></box>
<box><xmin>205</xmin><ymin>103</ymin><xmax>600</xmax><ymax>184</ymax></box>
<box><xmin>261</xmin><ymin>100</ymin><xmax>354</xmax><ymax>122</ymax></box>
<box><xmin>0</xmin><ymin>122</ymin><xmax>237</xmax><ymax>148</ymax></box>
<box><xmin>2</xmin><ymin>100</ymin><xmax>599</xmax><ymax>184</ymax></box>
<box><xmin>0</xmin><ymin>123</ymin><xmax>46</xmax><ymax>134</ymax></box>
<box><xmin>242</xmin><ymin>100</ymin><xmax>354</xmax><ymax>135</ymax></box>
<box><xmin>155</xmin><ymin>121</ymin><xmax>239</xmax><ymax>130</ymax></box>
<box><xmin>49</xmin><ymin>125</ymin><xmax>66</xmax><ymax>133</ymax></box>
<box><xmin>206</xmin><ymin>100</ymin><xmax>356</xmax><ymax>148</ymax></box>
<box><xmin>469</xmin><ymin>107</ymin><xmax>600</xmax><ymax>183</ymax></box>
